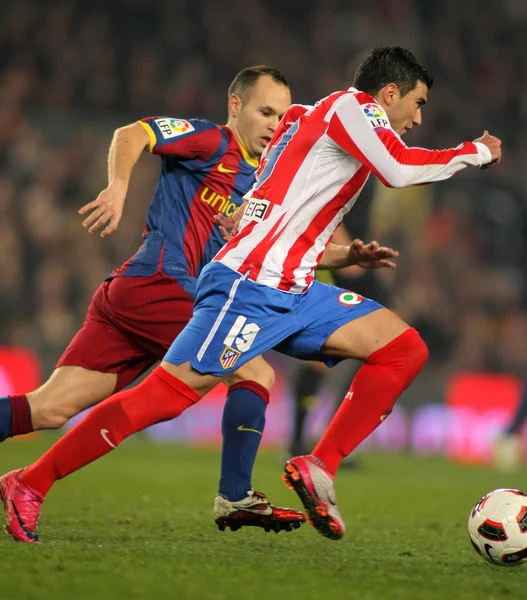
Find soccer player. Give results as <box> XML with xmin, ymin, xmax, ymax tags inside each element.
<box><xmin>0</xmin><ymin>47</ymin><xmax>502</xmax><ymax>543</ymax></box>
<box><xmin>0</xmin><ymin>65</ymin><xmax>308</xmax><ymax>535</ymax></box>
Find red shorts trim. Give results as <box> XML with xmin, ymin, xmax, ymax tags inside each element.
<box><xmin>57</xmin><ymin>274</ymin><xmax>194</xmax><ymax>392</ymax></box>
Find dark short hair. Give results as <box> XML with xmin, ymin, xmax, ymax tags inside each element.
<box><xmin>228</xmin><ymin>66</ymin><xmax>289</xmax><ymax>102</ymax></box>
<box><xmin>353</xmin><ymin>46</ymin><xmax>433</xmax><ymax>97</ymax></box>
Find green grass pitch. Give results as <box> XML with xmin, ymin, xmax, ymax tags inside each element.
<box><xmin>0</xmin><ymin>435</ymin><xmax>525</xmax><ymax>600</ymax></box>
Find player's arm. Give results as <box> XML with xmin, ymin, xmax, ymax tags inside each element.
<box><xmin>80</xmin><ymin>118</ymin><xmax>224</xmax><ymax>237</ymax></box>
<box><xmin>324</xmin><ymin>224</ymin><xmax>394</xmax><ymax>272</ymax></box>
<box><xmin>79</xmin><ymin>122</ymin><xmax>151</xmax><ymax>237</ymax></box>
<box><xmin>139</xmin><ymin>116</ymin><xmax>223</xmax><ymax>159</ymax></box>
<box><xmin>319</xmin><ymin>224</ymin><xmax>361</xmax><ymax>276</ymax></box>
<box><xmin>319</xmin><ymin>234</ymin><xmax>398</xmax><ymax>270</ymax></box>
<box><xmin>327</xmin><ymin>94</ymin><xmax>501</xmax><ymax>188</ymax></box>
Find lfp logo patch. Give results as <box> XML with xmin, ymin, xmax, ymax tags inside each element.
<box><xmin>363</xmin><ymin>103</ymin><xmax>384</xmax><ymax>118</ymax></box>
<box><xmin>154</xmin><ymin>118</ymin><xmax>195</xmax><ymax>139</ymax></box>
<box><xmin>338</xmin><ymin>291</ymin><xmax>363</xmax><ymax>306</ymax></box>
<box><xmin>220</xmin><ymin>346</ymin><xmax>241</xmax><ymax>369</ymax></box>
<box><xmin>361</xmin><ymin>103</ymin><xmax>390</xmax><ymax>129</ymax></box>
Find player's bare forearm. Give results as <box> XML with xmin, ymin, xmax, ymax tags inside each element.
<box><xmin>318</xmin><ymin>244</ymin><xmax>350</xmax><ymax>269</ymax></box>
<box><xmin>319</xmin><ymin>239</ymin><xmax>398</xmax><ymax>270</ymax></box>
<box><xmin>79</xmin><ymin>123</ymin><xmax>150</xmax><ymax>238</ymax></box>
<box><xmin>108</xmin><ymin>122</ymin><xmax>151</xmax><ymax>187</ymax></box>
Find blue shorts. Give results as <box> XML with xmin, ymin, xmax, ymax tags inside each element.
<box><xmin>164</xmin><ymin>262</ymin><xmax>384</xmax><ymax>376</ymax></box>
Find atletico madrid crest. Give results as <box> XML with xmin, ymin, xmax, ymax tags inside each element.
<box><xmin>220</xmin><ymin>346</ymin><xmax>241</xmax><ymax>369</ymax></box>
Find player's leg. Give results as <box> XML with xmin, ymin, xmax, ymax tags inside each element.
<box><xmin>0</xmin><ymin>362</ymin><xmax>217</xmax><ymax>542</ymax></box>
<box><xmin>17</xmin><ymin>274</ymin><xmax>201</xmax><ymax>486</ymax></box>
<box><xmin>212</xmin><ymin>356</ymin><xmax>304</xmax><ymax>532</ymax></box>
<box><xmin>0</xmin><ymin>280</ymin><xmax>152</xmax><ymax>442</ymax></box>
<box><xmin>311</xmin><ymin>308</ymin><xmax>426</xmax><ymax>470</ymax></box>
<box><xmin>0</xmin><ymin>276</ymin><xmax>196</xmax><ymax>542</ymax></box>
<box><xmin>29</xmin><ymin>367</ymin><xmax>116</xmax><ymax>429</ymax></box>
<box><xmin>218</xmin><ymin>356</ymin><xmax>274</xmax><ymax>502</ymax></box>
<box><xmin>279</xmin><ymin>284</ymin><xmax>427</xmax><ymax>539</ymax></box>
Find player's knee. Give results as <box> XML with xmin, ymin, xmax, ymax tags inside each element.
<box><xmin>414</xmin><ymin>335</ymin><xmax>429</xmax><ymax>371</ymax></box>
<box><xmin>258</xmin><ymin>363</ymin><xmax>276</xmax><ymax>391</ymax></box>
<box><xmin>247</xmin><ymin>362</ymin><xmax>276</xmax><ymax>391</ymax></box>
<box><xmin>402</xmin><ymin>330</ymin><xmax>428</xmax><ymax>382</ymax></box>
<box><xmin>368</xmin><ymin>328</ymin><xmax>428</xmax><ymax>391</ymax></box>
<box><xmin>227</xmin><ymin>362</ymin><xmax>276</xmax><ymax>392</ymax></box>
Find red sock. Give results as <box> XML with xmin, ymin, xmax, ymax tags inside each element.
<box><xmin>313</xmin><ymin>329</ymin><xmax>428</xmax><ymax>475</ymax></box>
<box><xmin>21</xmin><ymin>366</ymin><xmax>200</xmax><ymax>496</ymax></box>
<box><xmin>10</xmin><ymin>394</ymin><xmax>33</xmax><ymax>436</ymax></box>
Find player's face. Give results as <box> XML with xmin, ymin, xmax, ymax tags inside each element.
<box><xmin>233</xmin><ymin>76</ymin><xmax>292</xmax><ymax>158</ymax></box>
<box><xmin>384</xmin><ymin>80</ymin><xmax>428</xmax><ymax>136</ymax></box>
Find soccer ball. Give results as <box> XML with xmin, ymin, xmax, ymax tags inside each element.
<box><xmin>468</xmin><ymin>488</ymin><xmax>527</xmax><ymax>566</ymax></box>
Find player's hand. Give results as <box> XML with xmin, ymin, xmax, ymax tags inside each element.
<box><xmin>214</xmin><ymin>213</ymin><xmax>239</xmax><ymax>242</ymax></box>
<box><xmin>214</xmin><ymin>201</ymin><xmax>247</xmax><ymax>242</ymax></box>
<box><xmin>473</xmin><ymin>130</ymin><xmax>502</xmax><ymax>169</ymax></box>
<box><xmin>79</xmin><ymin>181</ymin><xmax>128</xmax><ymax>237</ymax></box>
<box><xmin>347</xmin><ymin>239</ymin><xmax>398</xmax><ymax>269</ymax></box>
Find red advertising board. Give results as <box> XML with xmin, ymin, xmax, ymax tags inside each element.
<box><xmin>445</xmin><ymin>373</ymin><xmax>522</xmax><ymax>464</ymax></box>
<box><xmin>0</xmin><ymin>347</ymin><xmax>41</xmax><ymax>395</ymax></box>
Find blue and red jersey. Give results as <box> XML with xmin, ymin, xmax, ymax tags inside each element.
<box><xmin>110</xmin><ymin>116</ymin><xmax>258</xmax><ymax>297</ymax></box>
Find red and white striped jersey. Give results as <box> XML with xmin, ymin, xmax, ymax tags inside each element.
<box><xmin>215</xmin><ymin>88</ymin><xmax>492</xmax><ymax>293</ymax></box>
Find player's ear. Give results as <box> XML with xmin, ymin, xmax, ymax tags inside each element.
<box><xmin>381</xmin><ymin>83</ymin><xmax>399</xmax><ymax>107</ymax></box>
<box><xmin>228</xmin><ymin>93</ymin><xmax>242</xmax><ymax>118</ymax></box>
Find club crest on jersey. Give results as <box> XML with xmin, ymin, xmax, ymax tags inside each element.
<box><xmin>154</xmin><ymin>118</ymin><xmax>195</xmax><ymax>139</ymax></box>
<box><xmin>338</xmin><ymin>291</ymin><xmax>363</xmax><ymax>306</ymax></box>
<box><xmin>219</xmin><ymin>346</ymin><xmax>241</xmax><ymax>369</ymax></box>
<box><xmin>361</xmin><ymin>103</ymin><xmax>390</xmax><ymax>129</ymax></box>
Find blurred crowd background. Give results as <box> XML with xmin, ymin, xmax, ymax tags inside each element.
<box><xmin>1</xmin><ymin>0</ymin><xmax>526</xmax><ymax>402</ymax></box>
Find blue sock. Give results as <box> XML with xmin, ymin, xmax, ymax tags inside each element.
<box><xmin>506</xmin><ymin>380</ymin><xmax>527</xmax><ymax>435</ymax></box>
<box><xmin>0</xmin><ymin>396</ymin><xmax>13</xmax><ymax>442</ymax></box>
<box><xmin>218</xmin><ymin>382</ymin><xmax>269</xmax><ymax>501</ymax></box>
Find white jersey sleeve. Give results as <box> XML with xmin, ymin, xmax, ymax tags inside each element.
<box><xmin>326</xmin><ymin>92</ymin><xmax>493</xmax><ymax>188</ymax></box>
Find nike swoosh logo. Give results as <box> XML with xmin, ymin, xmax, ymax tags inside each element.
<box><xmin>237</xmin><ymin>506</ymin><xmax>273</xmax><ymax>515</ymax></box>
<box><xmin>237</xmin><ymin>425</ymin><xmax>262</xmax><ymax>435</ymax></box>
<box><xmin>218</xmin><ymin>163</ymin><xmax>237</xmax><ymax>174</ymax></box>
<box><xmin>484</xmin><ymin>543</ymin><xmax>496</xmax><ymax>562</ymax></box>
<box><xmin>11</xmin><ymin>499</ymin><xmax>39</xmax><ymax>542</ymax></box>
<box><xmin>100</xmin><ymin>429</ymin><xmax>117</xmax><ymax>448</ymax></box>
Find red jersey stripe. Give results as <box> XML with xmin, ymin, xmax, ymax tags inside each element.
<box><xmin>238</xmin><ymin>212</ymin><xmax>288</xmax><ymax>279</ymax></box>
<box><xmin>376</xmin><ymin>129</ymin><xmax>478</xmax><ymax>166</ymax></box>
<box><xmin>214</xmin><ymin>219</ymin><xmax>257</xmax><ymax>262</ymax></box>
<box><xmin>277</xmin><ymin>166</ymin><xmax>370</xmax><ymax>290</ymax></box>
